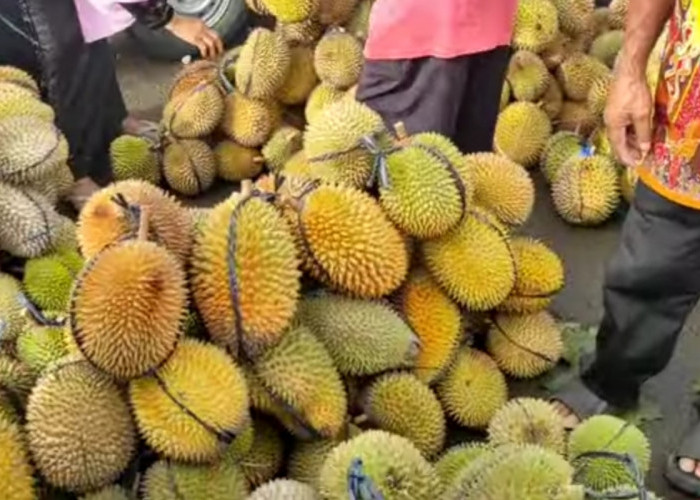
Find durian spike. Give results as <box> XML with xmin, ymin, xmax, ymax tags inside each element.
<box><xmin>137</xmin><ymin>206</ymin><xmax>151</xmax><ymax>242</ymax></box>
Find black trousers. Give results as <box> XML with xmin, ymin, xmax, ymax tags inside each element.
<box><xmin>582</xmin><ymin>181</ymin><xmax>700</xmax><ymax>408</ymax></box>
<box><xmin>355</xmin><ymin>46</ymin><xmax>511</xmax><ymax>154</ymax></box>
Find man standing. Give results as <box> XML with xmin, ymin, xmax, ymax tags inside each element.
<box><xmin>553</xmin><ymin>0</ymin><xmax>700</xmax><ymax>493</ymax></box>
<box><xmin>356</xmin><ymin>0</ymin><xmax>517</xmax><ymax>153</ymax></box>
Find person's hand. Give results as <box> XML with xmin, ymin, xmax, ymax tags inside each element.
<box><xmin>165</xmin><ymin>15</ymin><xmax>224</xmax><ymax>59</ymax></box>
<box><xmin>604</xmin><ymin>63</ymin><xmax>654</xmax><ymax>167</ymax></box>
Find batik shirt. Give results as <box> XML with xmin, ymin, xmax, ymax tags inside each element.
<box><xmin>640</xmin><ymin>0</ymin><xmax>700</xmax><ymax>208</ymax></box>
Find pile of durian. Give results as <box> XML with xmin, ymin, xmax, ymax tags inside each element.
<box><xmin>0</xmin><ymin>0</ymin><xmax>667</xmax><ymax>499</ymax></box>
<box><xmin>497</xmin><ymin>0</ymin><xmax>664</xmax><ymax>227</ymax></box>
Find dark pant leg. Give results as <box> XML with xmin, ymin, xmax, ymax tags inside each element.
<box><xmin>454</xmin><ymin>45</ymin><xmax>510</xmax><ymax>154</ymax></box>
<box><xmin>582</xmin><ymin>182</ymin><xmax>700</xmax><ymax>408</ymax></box>
<box><xmin>356</xmin><ymin>56</ymin><xmax>470</xmax><ymax>140</ymax></box>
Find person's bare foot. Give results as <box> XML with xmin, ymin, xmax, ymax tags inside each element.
<box><xmin>67</xmin><ymin>177</ymin><xmax>100</xmax><ymax>212</ymax></box>
<box><xmin>551</xmin><ymin>400</ymin><xmax>581</xmax><ymax>429</ymax></box>
<box><xmin>122</xmin><ymin>116</ymin><xmax>159</xmax><ymax>140</ymax></box>
<box><xmin>678</xmin><ymin>458</ymin><xmax>700</xmax><ymax>478</ymax></box>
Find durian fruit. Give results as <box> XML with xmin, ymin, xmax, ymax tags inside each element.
<box><xmin>540</xmin><ymin>131</ymin><xmax>585</xmax><ymax>183</ymax></box>
<box><xmin>262</xmin><ymin>125</ymin><xmax>303</xmax><ymax>172</ymax></box>
<box><xmin>568</xmin><ymin>415</ymin><xmax>651</xmax><ymax>491</ymax></box>
<box><xmin>214</xmin><ymin>139</ymin><xmax>264</xmax><ymax>182</ymax></box>
<box><xmin>163</xmin><ymin>139</ymin><xmax>216</xmax><ymax>196</ymax></box>
<box><xmin>423</xmin><ymin>208</ymin><xmax>515</xmax><ymax>311</ymax></box>
<box><xmin>363</xmin><ymin>373</ymin><xmax>447</xmax><ymax>457</ymax></box>
<box><xmin>590</xmin><ymin>30</ymin><xmax>624</xmax><ymax>67</ymax></box>
<box><xmin>283</xmin><ymin>150</ymin><xmax>314</xmax><ymax>178</ymax></box>
<box><xmin>288</xmin><ymin>439</ymin><xmax>338</xmax><ymax>489</ymax></box>
<box><xmin>162</xmin><ymin>80</ymin><xmax>224</xmax><ymax>139</ymax></box>
<box><xmin>110</xmin><ymin>135</ymin><xmax>161</xmax><ymax>184</ymax></box>
<box><xmin>620</xmin><ymin>167</ymin><xmax>638</xmax><ymax>204</ymax></box>
<box><xmin>592</xmin><ymin>7</ymin><xmax>612</xmax><ymax>35</ymax></box>
<box><xmin>169</xmin><ymin>59</ymin><xmax>219</xmax><ymax>100</ymax></box>
<box><xmin>344</xmin><ymin>0</ymin><xmax>373</xmax><ymax>39</ymax></box>
<box><xmin>191</xmin><ymin>191</ymin><xmax>300</xmax><ymax>354</ymax></box>
<box><xmin>16</xmin><ymin>325</ymin><xmax>68</xmax><ymax>374</ymax></box>
<box><xmin>238</xmin><ymin>418</ymin><xmax>285</xmax><ymax>487</ymax></box>
<box><xmin>0</xmin><ymin>355</ymin><xmax>36</xmax><ymax>398</ymax></box>
<box><xmin>304</xmin><ymin>97</ymin><xmax>390</xmax><ymax>187</ymax></box>
<box><xmin>0</xmin><ymin>65</ymin><xmax>39</xmax><ymax>94</ymax></box>
<box><xmin>500</xmin><ymin>81</ymin><xmax>511</xmax><ymax>111</ymax></box>
<box><xmin>77</xmin><ymin>180</ymin><xmax>193</xmax><ymax>264</ymax></box>
<box><xmin>314</xmin><ymin>29</ymin><xmax>363</xmax><ymax>90</ymax></box>
<box><xmin>557</xmin><ymin>101</ymin><xmax>598</xmax><ymax>136</ymax></box>
<box><xmin>539</xmin><ymin>74</ymin><xmax>564</xmax><ymax>120</ymax></box>
<box><xmin>252</xmin><ymin>324</ymin><xmax>347</xmax><ymax>438</ymax></box>
<box><xmin>319</xmin><ymin>430</ymin><xmax>441</xmax><ymax>500</ymax></box>
<box><xmin>259</xmin><ymin>0</ymin><xmax>316</xmax><ymax>22</ymax></box>
<box><xmin>486</xmin><ymin>311</ymin><xmax>563</xmax><ymax>378</ymax></box>
<box><xmin>249</xmin><ymin>479</ymin><xmax>320</xmax><ymax>500</ymax></box>
<box><xmin>0</xmin><ymin>273</ymin><xmax>27</xmax><ymax>340</ymax></box>
<box><xmin>297</xmin><ymin>293</ymin><xmax>419</xmax><ymax>376</ymax></box>
<box><xmin>0</xmin><ymin>184</ymin><xmax>61</xmax><ymax>258</ymax></box>
<box><xmin>26</xmin><ymin>359</ymin><xmax>136</xmax><ymax>493</ymax></box>
<box><xmin>587</xmin><ymin>74</ymin><xmax>611</xmax><ymax>119</ymax></box>
<box><xmin>446</xmin><ymin>444</ymin><xmax>583</xmax><ymax>500</ymax></box>
<box><xmin>512</xmin><ymin>0</ymin><xmax>560</xmax><ymax>53</ymax></box>
<box><xmin>400</xmin><ymin>269</ymin><xmax>462</xmax><ymax>384</ymax></box>
<box><xmin>279</xmin><ymin>180</ymin><xmax>408</xmax><ymax>298</ymax></box>
<box><xmin>379</xmin><ymin>141</ymin><xmax>470</xmax><ymax>239</ymax></box>
<box><xmin>434</xmin><ymin>443</ymin><xmax>492</xmax><ymax>486</ymax></box>
<box><xmin>589</xmin><ymin>126</ymin><xmax>614</xmax><ymax>157</ymax></box>
<box><xmin>317</xmin><ymin>0</ymin><xmax>359</xmax><ymax>25</ymax></box>
<box><xmin>130</xmin><ymin>339</ymin><xmax>250</xmax><ymax>463</ymax></box>
<box><xmin>540</xmin><ymin>32</ymin><xmax>576</xmax><ymax>70</ymax></box>
<box><xmin>609</xmin><ymin>0</ymin><xmax>627</xmax><ymax>29</ymax></box>
<box><xmin>488</xmin><ymin>398</ymin><xmax>566</xmax><ymax>454</ymax></box>
<box><xmin>466</xmin><ymin>153</ymin><xmax>535</xmax><ymax>226</ymax></box>
<box><xmin>507</xmin><ymin>51</ymin><xmax>549</xmax><ymax>102</ymax></box>
<box><xmin>498</xmin><ymin>237</ymin><xmax>564</xmax><ymax>313</ymax></box>
<box><xmin>550</xmin><ymin>0</ymin><xmax>594</xmax><ymax>36</ymax></box>
<box><xmin>23</xmin><ymin>249</ymin><xmax>83</xmax><ymax>312</ymax></box>
<box><xmin>235</xmin><ymin>28</ymin><xmax>292</xmax><ymax>100</ymax></box>
<box><xmin>220</xmin><ymin>91</ymin><xmax>281</xmax><ymax>148</ymax></box>
<box><xmin>277</xmin><ymin>46</ymin><xmax>319</xmax><ymax>105</ymax></box>
<box><xmin>305</xmin><ymin>82</ymin><xmax>346</xmax><ymax>123</ymax></box>
<box><xmin>278</xmin><ymin>18</ymin><xmax>324</xmax><ymax>45</ymax></box>
<box><xmin>0</xmin><ymin>116</ymin><xmax>68</xmax><ymax>183</ymax></box>
<box><xmin>552</xmin><ymin>154</ymin><xmax>620</xmax><ymax>225</ymax></box>
<box><xmin>71</xmin><ymin>240</ymin><xmax>187</xmax><ymax>379</ymax></box>
<box><xmin>0</xmin><ymin>418</ymin><xmax>36</xmax><ymax>500</ymax></box>
<box><xmin>494</xmin><ymin>102</ymin><xmax>552</xmax><ymax>167</ymax></box>
<box><xmin>557</xmin><ymin>53</ymin><xmax>610</xmax><ymax>101</ymax></box>
<box><xmin>437</xmin><ymin>348</ymin><xmax>508</xmax><ymax>429</ymax></box>
<box><xmin>0</xmin><ymin>87</ymin><xmax>54</xmax><ymax>122</ymax></box>
<box><xmin>141</xmin><ymin>456</ymin><xmax>249</xmax><ymax>500</ymax></box>
<box><xmin>81</xmin><ymin>485</ymin><xmax>130</xmax><ymax>500</ymax></box>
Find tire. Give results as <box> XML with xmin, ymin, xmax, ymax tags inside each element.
<box><xmin>129</xmin><ymin>0</ymin><xmax>251</xmax><ymax>61</ymax></box>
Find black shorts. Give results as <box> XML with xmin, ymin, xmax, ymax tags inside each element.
<box><xmin>356</xmin><ymin>46</ymin><xmax>511</xmax><ymax>154</ymax></box>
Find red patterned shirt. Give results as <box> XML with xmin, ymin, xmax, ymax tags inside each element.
<box><xmin>639</xmin><ymin>0</ymin><xmax>700</xmax><ymax>208</ymax></box>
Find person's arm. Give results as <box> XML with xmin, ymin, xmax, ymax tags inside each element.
<box><xmin>604</xmin><ymin>0</ymin><xmax>675</xmax><ymax>167</ymax></box>
<box><xmin>118</xmin><ymin>0</ymin><xmax>224</xmax><ymax>58</ymax></box>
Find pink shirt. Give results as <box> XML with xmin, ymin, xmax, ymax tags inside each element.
<box><xmin>364</xmin><ymin>0</ymin><xmax>518</xmax><ymax>60</ymax></box>
<box><xmin>73</xmin><ymin>0</ymin><xmax>141</xmax><ymax>43</ymax></box>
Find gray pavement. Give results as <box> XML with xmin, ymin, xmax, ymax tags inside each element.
<box><xmin>113</xmin><ymin>34</ymin><xmax>700</xmax><ymax>499</ymax></box>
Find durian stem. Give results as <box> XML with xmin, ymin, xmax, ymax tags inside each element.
<box><xmin>253</xmin><ymin>156</ymin><xmax>265</xmax><ymax>165</ymax></box>
<box><xmin>394</xmin><ymin>121</ymin><xmax>408</xmax><ymax>143</ymax></box>
<box><xmin>137</xmin><ymin>206</ymin><xmax>151</xmax><ymax>242</ymax></box>
<box><xmin>353</xmin><ymin>414</ymin><xmax>369</xmax><ymax>425</ymax></box>
<box><xmin>240</xmin><ymin>179</ymin><xmax>253</xmax><ymax>198</ymax></box>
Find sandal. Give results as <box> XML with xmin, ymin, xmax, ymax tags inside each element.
<box><xmin>550</xmin><ymin>378</ymin><xmax>609</xmax><ymax>430</ymax></box>
<box><xmin>665</xmin><ymin>422</ymin><xmax>700</xmax><ymax>495</ymax></box>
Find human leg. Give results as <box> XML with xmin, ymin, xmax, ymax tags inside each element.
<box><xmin>553</xmin><ymin>181</ymin><xmax>700</xmax><ymax>426</ymax></box>
<box><xmin>453</xmin><ymin>45</ymin><xmax>510</xmax><ymax>153</ymax></box>
<box><xmin>356</xmin><ymin>56</ymin><xmax>470</xmax><ymax>140</ymax></box>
